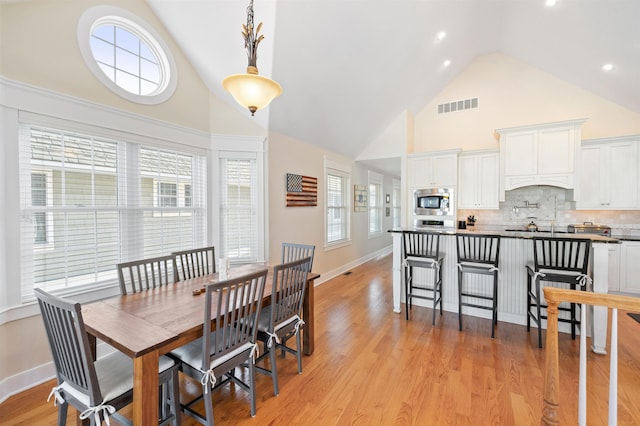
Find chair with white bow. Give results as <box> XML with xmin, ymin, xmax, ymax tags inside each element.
<box><xmin>169</xmin><ymin>269</ymin><xmax>267</xmax><ymax>425</ymax></box>
<box><xmin>527</xmin><ymin>237</ymin><xmax>591</xmax><ymax>348</ymax></box>
<box><xmin>35</xmin><ymin>288</ymin><xmax>180</xmax><ymax>426</ymax></box>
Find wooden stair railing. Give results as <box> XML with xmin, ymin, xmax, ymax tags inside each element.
<box><xmin>542</xmin><ymin>287</ymin><xmax>640</xmax><ymax>425</ymax></box>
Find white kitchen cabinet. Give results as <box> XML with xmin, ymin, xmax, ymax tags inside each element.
<box><xmin>577</xmin><ymin>136</ymin><xmax>639</xmax><ymax>209</ymax></box>
<box><xmin>497</xmin><ymin>119</ymin><xmax>586</xmax><ymax>201</ymax></box>
<box><xmin>619</xmin><ymin>241</ymin><xmax>640</xmax><ymax>294</ymax></box>
<box><xmin>408</xmin><ymin>149</ymin><xmax>460</xmax><ymax>188</ymax></box>
<box><xmin>458</xmin><ymin>150</ymin><xmax>499</xmax><ymax>209</ymax></box>
<box><xmin>608</xmin><ymin>244</ymin><xmax>620</xmax><ymax>292</ymax></box>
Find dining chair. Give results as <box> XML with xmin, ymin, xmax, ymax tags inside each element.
<box><xmin>117</xmin><ymin>254</ymin><xmax>174</xmax><ymax>296</ymax></box>
<box><xmin>281</xmin><ymin>242</ymin><xmax>315</xmax><ymax>271</ymax></box>
<box><xmin>172</xmin><ymin>246</ymin><xmax>216</xmax><ymax>282</ymax></box>
<box><xmin>255</xmin><ymin>256</ymin><xmax>312</xmax><ymax>396</ymax></box>
<box><xmin>526</xmin><ymin>237</ymin><xmax>591</xmax><ymax>348</ymax></box>
<box><xmin>34</xmin><ymin>288</ymin><xmax>180</xmax><ymax>426</ymax></box>
<box><xmin>169</xmin><ymin>268</ymin><xmax>268</xmax><ymax>426</ymax></box>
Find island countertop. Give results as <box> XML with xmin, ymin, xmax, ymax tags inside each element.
<box><xmin>388</xmin><ymin>227</ymin><xmax>620</xmax><ymax>243</ymax></box>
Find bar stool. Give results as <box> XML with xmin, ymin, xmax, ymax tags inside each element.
<box><xmin>456</xmin><ymin>234</ymin><xmax>501</xmax><ymax>338</ymax></box>
<box><xmin>402</xmin><ymin>231</ymin><xmax>444</xmax><ymax>325</ymax></box>
<box><xmin>527</xmin><ymin>237</ymin><xmax>591</xmax><ymax>348</ymax></box>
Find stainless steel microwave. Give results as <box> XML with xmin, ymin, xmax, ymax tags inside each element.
<box><xmin>414</xmin><ymin>188</ymin><xmax>453</xmax><ymax>216</ymax></box>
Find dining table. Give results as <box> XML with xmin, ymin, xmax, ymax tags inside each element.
<box><xmin>81</xmin><ymin>263</ymin><xmax>320</xmax><ymax>426</ymax></box>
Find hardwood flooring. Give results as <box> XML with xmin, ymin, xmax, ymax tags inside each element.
<box><xmin>2</xmin><ymin>253</ymin><xmax>640</xmax><ymax>425</ymax></box>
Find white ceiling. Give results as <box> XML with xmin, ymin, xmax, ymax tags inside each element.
<box><xmin>148</xmin><ymin>0</ymin><xmax>640</xmax><ymax>177</ymax></box>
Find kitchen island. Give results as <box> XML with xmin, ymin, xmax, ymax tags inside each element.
<box><xmin>389</xmin><ymin>228</ymin><xmax>620</xmax><ymax>354</ymax></box>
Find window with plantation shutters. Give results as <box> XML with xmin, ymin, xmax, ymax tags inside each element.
<box><xmin>393</xmin><ymin>178</ymin><xmax>401</xmax><ymax>228</ymax></box>
<box><xmin>325</xmin><ymin>157</ymin><xmax>351</xmax><ymax>247</ymax></box>
<box><xmin>368</xmin><ymin>171</ymin><xmax>383</xmax><ymax>236</ymax></box>
<box><xmin>219</xmin><ymin>155</ymin><xmax>258</xmax><ymax>262</ymax></box>
<box><xmin>19</xmin><ymin>125</ymin><xmax>206</xmax><ymax>300</ymax></box>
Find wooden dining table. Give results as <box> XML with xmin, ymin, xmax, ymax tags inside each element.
<box><xmin>81</xmin><ymin>263</ymin><xmax>320</xmax><ymax>426</ymax></box>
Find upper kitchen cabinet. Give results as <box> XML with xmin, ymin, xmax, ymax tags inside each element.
<box><xmin>458</xmin><ymin>150</ymin><xmax>499</xmax><ymax>209</ymax></box>
<box><xmin>496</xmin><ymin>119</ymin><xmax>586</xmax><ymax>201</ymax></box>
<box><xmin>577</xmin><ymin>135</ymin><xmax>640</xmax><ymax>210</ymax></box>
<box><xmin>407</xmin><ymin>149</ymin><xmax>461</xmax><ymax>189</ymax></box>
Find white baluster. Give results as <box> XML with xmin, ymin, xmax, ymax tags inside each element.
<box><xmin>609</xmin><ymin>308</ymin><xmax>618</xmax><ymax>425</ymax></box>
<box><xmin>579</xmin><ymin>302</ymin><xmax>587</xmax><ymax>426</ymax></box>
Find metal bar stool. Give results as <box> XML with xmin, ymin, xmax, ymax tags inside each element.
<box><xmin>402</xmin><ymin>231</ymin><xmax>444</xmax><ymax>325</ymax></box>
<box><xmin>527</xmin><ymin>237</ymin><xmax>591</xmax><ymax>348</ymax></box>
<box><xmin>456</xmin><ymin>234</ymin><xmax>501</xmax><ymax>338</ymax></box>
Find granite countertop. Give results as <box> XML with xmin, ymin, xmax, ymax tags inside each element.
<box><xmin>388</xmin><ymin>227</ymin><xmax>620</xmax><ymax>243</ymax></box>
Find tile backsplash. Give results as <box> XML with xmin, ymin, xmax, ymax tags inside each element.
<box><xmin>458</xmin><ymin>185</ymin><xmax>640</xmax><ymax>237</ymax></box>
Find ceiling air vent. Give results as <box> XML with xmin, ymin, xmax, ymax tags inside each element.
<box><xmin>437</xmin><ymin>97</ymin><xmax>478</xmax><ymax>114</ymax></box>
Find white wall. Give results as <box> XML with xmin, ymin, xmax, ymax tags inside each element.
<box><xmin>414</xmin><ymin>53</ymin><xmax>640</xmax><ymax>153</ymax></box>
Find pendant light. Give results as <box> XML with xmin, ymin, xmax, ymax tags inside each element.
<box><xmin>222</xmin><ymin>0</ymin><xmax>282</xmax><ymax>116</ymax></box>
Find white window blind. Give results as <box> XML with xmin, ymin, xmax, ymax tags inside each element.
<box><xmin>219</xmin><ymin>155</ymin><xmax>258</xmax><ymax>263</ymax></box>
<box><xmin>19</xmin><ymin>125</ymin><xmax>206</xmax><ymax>300</ymax></box>
<box><xmin>393</xmin><ymin>179</ymin><xmax>401</xmax><ymax>228</ymax></box>
<box><xmin>368</xmin><ymin>171</ymin><xmax>383</xmax><ymax>235</ymax></box>
<box><xmin>326</xmin><ymin>172</ymin><xmax>349</xmax><ymax>244</ymax></box>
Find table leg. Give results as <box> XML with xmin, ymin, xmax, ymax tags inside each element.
<box><xmin>132</xmin><ymin>350</ymin><xmax>159</xmax><ymax>426</ymax></box>
<box><xmin>303</xmin><ymin>277</ymin><xmax>315</xmax><ymax>355</ymax></box>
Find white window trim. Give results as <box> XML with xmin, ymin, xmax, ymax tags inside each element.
<box><xmin>77</xmin><ymin>5</ymin><xmax>178</xmax><ymax>105</ymax></box>
<box><xmin>324</xmin><ymin>156</ymin><xmax>352</xmax><ymax>250</ymax></box>
<box><xmin>368</xmin><ymin>170</ymin><xmax>384</xmax><ymax>238</ymax></box>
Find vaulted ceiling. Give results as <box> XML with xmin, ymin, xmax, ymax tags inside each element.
<box><xmin>148</xmin><ymin>0</ymin><xmax>640</xmax><ymax>172</ymax></box>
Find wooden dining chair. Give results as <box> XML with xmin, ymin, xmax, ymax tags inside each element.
<box><xmin>117</xmin><ymin>254</ymin><xmax>174</xmax><ymax>296</ymax></box>
<box><xmin>172</xmin><ymin>246</ymin><xmax>216</xmax><ymax>282</ymax></box>
<box><xmin>169</xmin><ymin>268</ymin><xmax>268</xmax><ymax>426</ymax></box>
<box><xmin>35</xmin><ymin>288</ymin><xmax>180</xmax><ymax>426</ymax></box>
<box><xmin>255</xmin><ymin>256</ymin><xmax>312</xmax><ymax>396</ymax></box>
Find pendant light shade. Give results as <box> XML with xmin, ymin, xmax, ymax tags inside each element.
<box><xmin>222</xmin><ymin>67</ymin><xmax>282</xmax><ymax>116</ymax></box>
<box><xmin>223</xmin><ymin>0</ymin><xmax>282</xmax><ymax>116</ymax></box>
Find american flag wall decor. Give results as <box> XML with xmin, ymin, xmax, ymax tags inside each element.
<box><xmin>286</xmin><ymin>173</ymin><xmax>318</xmax><ymax>207</ymax></box>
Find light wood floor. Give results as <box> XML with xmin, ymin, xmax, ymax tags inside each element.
<box><xmin>2</xmin><ymin>253</ymin><xmax>640</xmax><ymax>425</ymax></box>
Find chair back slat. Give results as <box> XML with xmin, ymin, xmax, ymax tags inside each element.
<box><xmin>201</xmin><ymin>269</ymin><xmax>268</xmax><ymax>371</ymax></box>
<box><xmin>270</xmin><ymin>257</ymin><xmax>312</xmax><ymax>328</ymax></box>
<box><xmin>456</xmin><ymin>234</ymin><xmax>500</xmax><ymax>265</ymax></box>
<box><xmin>403</xmin><ymin>231</ymin><xmax>440</xmax><ymax>260</ymax></box>
<box><xmin>117</xmin><ymin>255</ymin><xmax>174</xmax><ymax>295</ymax></box>
<box><xmin>533</xmin><ymin>238</ymin><xmax>590</xmax><ymax>273</ymax></box>
<box><xmin>281</xmin><ymin>243</ymin><xmax>315</xmax><ymax>271</ymax></box>
<box><xmin>173</xmin><ymin>246</ymin><xmax>216</xmax><ymax>282</ymax></box>
<box><xmin>35</xmin><ymin>288</ymin><xmax>102</xmax><ymax>405</ymax></box>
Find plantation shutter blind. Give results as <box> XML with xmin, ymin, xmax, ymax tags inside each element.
<box><xmin>219</xmin><ymin>154</ymin><xmax>258</xmax><ymax>263</ymax></box>
<box><xmin>19</xmin><ymin>124</ymin><xmax>207</xmax><ymax>301</ymax></box>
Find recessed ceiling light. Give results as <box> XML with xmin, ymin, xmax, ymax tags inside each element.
<box><xmin>545</xmin><ymin>0</ymin><xmax>558</xmax><ymax>6</ymax></box>
<box><xmin>602</xmin><ymin>63</ymin><xmax>615</xmax><ymax>72</ymax></box>
<box><xmin>443</xmin><ymin>60</ymin><xmax>451</xmax><ymax>68</ymax></box>
<box><xmin>436</xmin><ymin>31</ymin><xmax>446</xmax><ymax>42</ymax></box>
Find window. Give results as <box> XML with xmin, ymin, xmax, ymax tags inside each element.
<box><xmin>393</xmin><ymin>178</ymin><xmax>401</xmax><ymax>228</ymax></box>
<box><xmin>184</xmin><ymin>184</ymin><xmax>192</xmax><ymax>207</ymax></box>
<box><xmin>78</xmin><ymin>6</ymin><xmax>177</xmax><ymax>104</ymax></box>
<box><xmin>325</xmin><ymin>158</ymin><xmax>351</xmax><ymax>247</ymax></box>
<box><xmin>158</xmin><ymin>182</ymin><xmax>177</xmax><ymax>207</ymax></box>
<box><xmin>219</xmin><ymin>156</ymin><xmax>258</xmax><ymax>262</ymax></box>
<box><xmin>368</xmin><ymin>171</ymin><xmax>383</xmax><ymax>236</ymax></box>
<box><xmin>19</xmin><ymin>125</ymin><xmax>206</xmax><ymax>300</ymax></box>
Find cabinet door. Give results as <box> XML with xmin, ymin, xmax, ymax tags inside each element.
<box><xmin>408</xmin><ymin>156</ymin><xmax>434</xmax><ymax>187</ymax></box>
<box><xmin>609</xmin><ymin>142</ymin><xmax>638</xmax><ymax>208</ymax></box>
<box><xmin>619</xmin><ymin>241</ymin><xmax>640</xmax><ymax>294</ymax></box>
<box><xmin>432</xmin><ymin>155</ymin><xmax>457</xmax><ymax>187</ymax></box>
<box><xmin>503</xmin><ymin>131</ymin><xmax>536</xmax><ymax>176</ymax></box>
<box><xmin>538</xmin><ymin>127</ymin><xmax>574</xmax><ymax>174</ymax></box>
<box><xmin>458</xmin><ymin>155</ymin><xmax>478</xmax><ymax>208</ymax></box>
<box><xmin>578</xmin><ymin>145</ymin><xmax>606</xmax><ymax>208</ymax></box>
<box><xmin>608</xmin><ymin>244</ymin><xmax>620</xmax><ymax>292</ymax></box>
<box><xmin>477</xmin><ymin>153</ymin><xmax>499</xmax><ymax>208</ymax></box>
